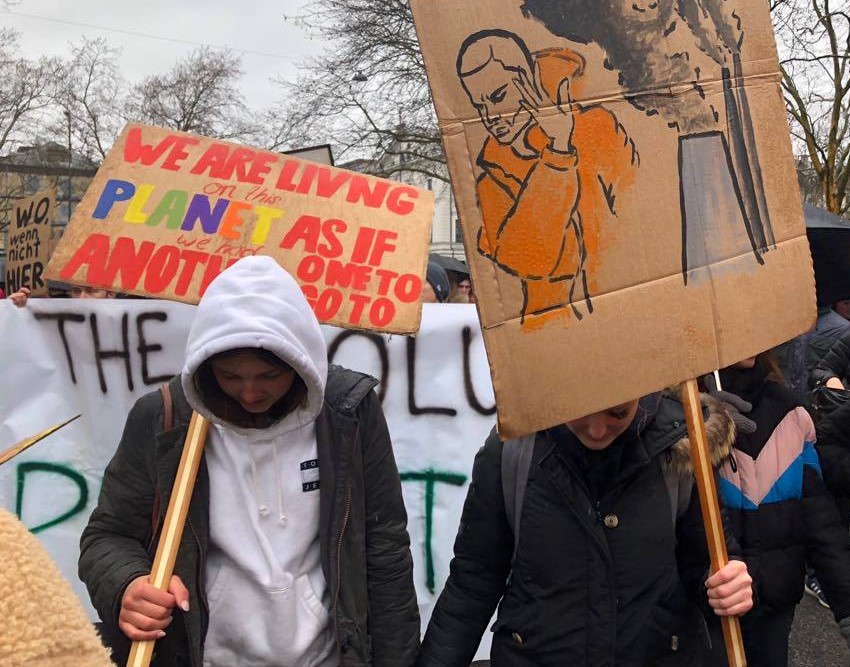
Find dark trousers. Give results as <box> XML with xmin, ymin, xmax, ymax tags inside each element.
<box><xmin>703</xmin><ymin>609</ymin><xmax>795</xmax><ymax>667</ymax></box>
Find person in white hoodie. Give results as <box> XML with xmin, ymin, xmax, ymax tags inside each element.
<box><xmin>79</xmin><ymin>256</ymin><xmax>419</xmax><ymax>667</ymax></box>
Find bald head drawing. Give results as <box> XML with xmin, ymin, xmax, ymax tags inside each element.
<box><xmin>457</xmin><ymin>30</ymin><xmax>537</xmax><ymax>145</ymax></box>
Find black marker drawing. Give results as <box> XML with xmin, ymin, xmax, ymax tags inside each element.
<box><xmin>457</xmin><ymin>29</ymin><xmax>638</xmax><ymax>325</ymax></box>
<box><xmin>520</xmin><ymin>0</ymin><xmax>775</xmax><ymax>283</ymax></box>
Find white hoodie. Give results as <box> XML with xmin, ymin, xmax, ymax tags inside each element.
<box><xmin>181</xmin><ymin>256</ymin><xmax>335</xmax><ymax>667</ymax></box>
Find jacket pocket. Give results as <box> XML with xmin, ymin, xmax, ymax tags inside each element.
<box><xmin>298</xmin><ymin>573</ymin><xmax>330</xmax><ymax>623</ymax></box>
<box><xmin>205</xmin><ymin>563</ymin><xmax>232</xmax><ymax>617</ymax></box>
<box><xmin>643</xmin><ymin>601</ymin><xmax>700</xmax><ymax>663</ymax></box>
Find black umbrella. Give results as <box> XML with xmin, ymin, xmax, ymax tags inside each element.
<box><xmin>804</xmin><ymin>203</ymin><xmax>850</xmax><ymax>306</ymax></box>
<box><xmin>429</xmin><ymin>252</ymin><xmax>469</xmax><ymax>276</ymax></box>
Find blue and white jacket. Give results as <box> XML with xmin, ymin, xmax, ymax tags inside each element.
<box><xmin>717</xmin><ymin>364</ymin><xmax>850</xmax><ymax>621</ymax></box>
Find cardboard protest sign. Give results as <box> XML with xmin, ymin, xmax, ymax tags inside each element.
<box><xmin>45</xmin><ymin>124</ymin><xmax>434</xmax><ymax>333</ymax></box>
<box><xmin>410</xmin><ymin>0</ymin><xmax>816</xmax><ymax>437</ymax></box>
<box><xmin>6</xmin><ymin>188</ymin><xmax>55</xmax><ymax>296</ymax></box>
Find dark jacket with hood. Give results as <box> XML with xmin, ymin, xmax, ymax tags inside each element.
<box><xmin>78</xmin><ymin>257</ymin><xmax>419</xmax><ymax>667</ymax></box>
<box><xmin>417</xmin><ymin>393</ymin><xmax>735</xmax><ymax>667</ymax></box>
<box><xmin>817</xmin><ymin>396</ymin><xmax>850</xmax><ymax>498</ymax></box>
<box><xmin>716</xmin><ymin>363</ymin><xmax>850</xmax><ymax>625</ymax></box>
<box><xmin>811</xmin><ymin>327</ymin><xmax>850</xmax><ymax>389</ymax></box>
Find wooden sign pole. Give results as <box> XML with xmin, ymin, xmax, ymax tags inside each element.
<box><xmin>127</xmin><ymin>411</ymin><xmax>210</xmax><ymax>667</ymax></box>
<box><xmin>0</xmin><ymin>414</ymin><xmax>81</xmax><ymax>466</ymax></box>
<box><xmin>680</xmin><ymin>378</ymin><xmax>747</xmax><ymax>667</ymax></box>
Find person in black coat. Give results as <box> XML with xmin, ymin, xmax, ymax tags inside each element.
<box><xmin>817</xmin><ymin>393</ymin><xmax>850</xmax><ymax>498</ymax></box>
<box><xmin>417</xmin><ymin>393</ymin><xmax>753</xmax><ymax>667</ymax></box>
<box><xmin>811</xmin><ymin>327</ymin><xmax>850</xmax><ymax>390</ymax></box>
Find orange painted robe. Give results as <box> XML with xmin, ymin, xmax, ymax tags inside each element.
<box><xmin>475</xmin><ymin>49</ymin><xmax>638</xmax><ymax>282</ymax></box>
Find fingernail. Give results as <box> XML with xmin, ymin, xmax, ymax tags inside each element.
<box><xmin>157</xmin><ymin>631</ymin><xmax>166</xmax><ymax>638</ymax></box>
<box><xmin>180</xmin><ymin>600</ymin><xmax>190</xmax><ymax>612</ymax></box>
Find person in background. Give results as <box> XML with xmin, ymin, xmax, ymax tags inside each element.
<box><xmin>779</xmin><ymin>302</ymin><xmax>850</xmax><ymax>404</ymax></box>
<box><xmin>811</xmin><ymin>303</ymin><xmax>850</xmax><ymax>370</ymax></box>
<box><xmin>455</xmin><ymin>277</ymin><xmax>473</xmax><ymax>304</ymax></box>
<box><xmin>811</xmin><ymin>328</ymin><xmax>850</xmax><ymax>391</ymax></box>
<box><xmin>79</xmin><ymin>256</ymin><xmax>419</xmax><ymax>667</ymax></box>
<box><xmin>706</xmin><ymin>353</ymin><xmax>850</xmax><ymax>665</ymax></box>
<box><xmin>805</xmin><ymin>328</ymin><xmax>850</xmax><ymax>551</ymax></box>
<box><xmin>70</xmin><ymin>286</ymin><xmax>116</xmax><ymax>299</ymax></box>
<box><xmin>833</xmin><ymin>299</ymin><xmax>850</xmax><ymax>322</ymax></box>
<box><xmin>417</xmin><ymin>391</ymin><xmax>752</xmax><ymax>666</ymax></box>
<box><xmin>7</xmin><ymin>286</ymin><xmax>31</xmax><ymax>307</ymax></box>
<box><xmin>423</xmin><ymin>260</ymin><xmax>451</xmax><ymax>303</ymax></box>
<box><xmin>8</xmin><ymin>284</ymin><xmax>115</xmax><ymax>307</ymax></box>
<box><xmin>816</xmin><ymin>383</ymin><xmax>850</xmax><ymax>524</ymax></box>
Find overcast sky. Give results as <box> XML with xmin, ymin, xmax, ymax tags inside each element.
<box><xmin>3</xmin><ymin>0</ymin><xmax>324</xmax><ymax>111</ymax></box>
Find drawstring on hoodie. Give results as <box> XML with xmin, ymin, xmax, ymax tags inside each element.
<box><xmin>247</xmin><ymin>442</ymin><xmax>288</xmax><ymax>526</ymax></box>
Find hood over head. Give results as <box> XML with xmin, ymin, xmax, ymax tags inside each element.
<box><xmin>181</xmin><ymin>256</ymin><xmax>327</xmax><ymax>434</ymax></box>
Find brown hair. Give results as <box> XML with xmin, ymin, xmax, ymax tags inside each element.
<box><xmin>194</xmin><ymin>348</ymin><xmax>309</xmax><ymax>428</ymax></box>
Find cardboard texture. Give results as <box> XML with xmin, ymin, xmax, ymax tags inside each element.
<box><xmin>410</xmin><ymin>0</ymin><xmax>816</xmax><ymax>437</ymax></box>
<box><xmin>6</xmin><ymin>188</ymin><xmax>56</xmax><ymax>297</ymax></box>
<box><xmin>45</xmin><ymin>124</ymin><xmax>434</xmax><ymax>333</ymax></box>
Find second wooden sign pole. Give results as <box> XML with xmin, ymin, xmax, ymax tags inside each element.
<box><xmin>680</xmin><ymin>378</ymin><xmax>747</xmax><ymax>667</ymax></box>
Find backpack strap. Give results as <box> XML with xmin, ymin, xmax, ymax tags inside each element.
<box><xmin>501</xmin><ymin>434</ymin><xmax>536</xmax><ymax>562</ymax></box>
<box><xmin>160</xmin><ymin>382</ymin><xmax>174</xmax><ymax>432</ymax></box>
<box><xmin>148</xmin><ymin>383</ymin><xmax>174</xmax><ymax>551</ymax></box>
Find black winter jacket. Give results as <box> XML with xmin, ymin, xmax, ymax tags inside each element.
<box><xmin>418</xmin><ymin>394</ymin><xmax>735</xmax><ymax>667</ymax></box>
<box><xmin>817</xmin><ymin>396</ymin><xmax>850</xmax><ymax>496</ymax></box>
<box><xmin>79</xmin><ymin>368</ymin><xmax>419</xmax><ymax>667</ymax></box>
<box><xmin>717</xmin><ymin>365</ymin><xmax>850</xmax><ymax>622</ymax></box>
<box><xmin>811</xmin><ymin>328</ymin><xmax>850</xmax><ymax>388</ymax></box>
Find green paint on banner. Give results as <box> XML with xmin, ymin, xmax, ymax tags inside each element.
<box><xmin>16</xmin><ymin>461</ymin><xmax>89</xmax><ymax>533</ymax></box>
<box><xmin>401</xmin><ymin>469</ymin><xmax>467</xmax><ymax>593</ymax></box>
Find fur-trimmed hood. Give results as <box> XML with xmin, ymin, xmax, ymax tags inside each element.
<box><xmin>638</xmin><ymin>391</ymin><xmax>736</xmax><ymax>477</ymax></box>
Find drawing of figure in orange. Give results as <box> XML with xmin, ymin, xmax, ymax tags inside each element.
<box><xmin>457</xmin><ymin>29</ymin><xmax>638</xmax><ymax>323</ymax></box>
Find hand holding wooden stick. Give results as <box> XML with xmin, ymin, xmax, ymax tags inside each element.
<box><xmin>680</xmin><ymin>378</ymin><xmax>748</xmax><ymax>667</ymax></box>
<box><xmin>126</xmin><ymin>411</ymin><xmax>210</xmax><ymax>667</ymax></box>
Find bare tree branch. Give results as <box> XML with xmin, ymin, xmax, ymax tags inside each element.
<box><xmin>127</xmin><ymin>47</ymin><xmax>258</xmax><ymax>141</ymax></box>
<box><xmin>52</xmin><ymin>37</ymin><xmax>127</xmax><ymax>161</ymax></box>
<box><xmin>775</xmin><ymin>0</ymin><xmax>850</xmax><ymax>213</ymax></box>
<box><xmin>267</xmin><ymin>0</ymin><xmax>447</xmax><ymax>180</ymax></box>
<box><xmin>0</xmin><ymin>28</ymin><xmax>62</xmax><ymax>154</ymax></box>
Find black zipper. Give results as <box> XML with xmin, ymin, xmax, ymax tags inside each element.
<box><xmin>331</xmin><ymin>422</ymin><xmax>358</xmax><ymax>661</ymax></box>
<box><xmin>332</xmin><ymin>484</ymin><xmax>352</xmax><ymax>660</ymax></box>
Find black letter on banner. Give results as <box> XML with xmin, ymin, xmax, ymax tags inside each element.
<box><xmin>33</xmin><ymin>312</ymin><xmax>86</xmax><ymax>383</ymax></box>
<box><xmin>407</xmin><ymin>337</ymin><xmax>456</xmax><ymax>417</ymax></box>
<box><xmin>137</xmin><ymin>311</ymin><xmax>175</xmax><ymax>386</ymax></box>
<box><xmin>462</xmin><ymin>327</ymin><xmax>496</xmax><ymax>416</ymax></box>
<box><xmin>327</xmin><ymin>330</ymin><xmax>389</xmax><ymax>402</ymax></box>
<box><xmin>90</xmin><ymin>312</ymin><xmax>134</xmax><ymax>393</ymax></box>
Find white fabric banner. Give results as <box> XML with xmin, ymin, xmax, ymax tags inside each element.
<box><xmin>0</xmin><ymin>299</ymin><xmax>496</xmax><ymax>654</ymax></box>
